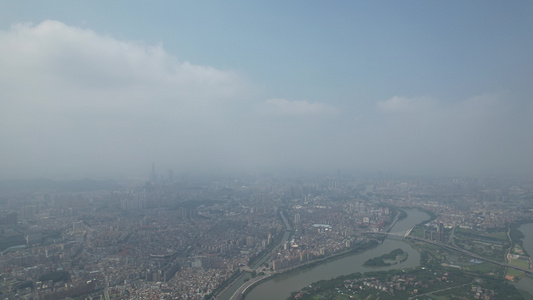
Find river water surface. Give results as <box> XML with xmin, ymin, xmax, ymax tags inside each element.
<box><xmin>245</xmin><ymin>208</ymin><xmax>430</xmax><ymax>300</ymax></box>
<box><xmin>512</xmin><ymin>223</ymin><xmax>533</xmax><ymax>295</ymax></box>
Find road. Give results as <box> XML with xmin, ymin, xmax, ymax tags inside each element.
<box><xmin>229</xmin><ymin>274</ymin><xmax>270</xmax><ymax>300</ymax></box>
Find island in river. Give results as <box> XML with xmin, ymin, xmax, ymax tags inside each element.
<box><xmin>363</xmin><ymin>248</ymin><xmax>407</xmax><ymax>267</ymax></box>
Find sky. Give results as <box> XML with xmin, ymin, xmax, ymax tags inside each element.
<box><xmin>1</xmin><ymin>1</ymin><xmax>533</xmax><ymax>180</ymax></box>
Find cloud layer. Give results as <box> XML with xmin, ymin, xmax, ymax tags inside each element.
<box><xmin>1</xmin><ymin>21</ymin><xmax>532</xmax><ymax>179</ymax></box>
<box><xmin>262</xmin><ymin>99</ymin><xmax>339</xmax><ymax>116</ymax></box>
<box><xmin>0</xmin><ymin>21</ymin><xmax>253</xmax><ymax>177</ymax></box>
<box><xmin>0</xmin><ymin>21</ymin><xmax>341</xmax><ymax>178</ymax></box>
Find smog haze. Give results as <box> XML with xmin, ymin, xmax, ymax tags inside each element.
<box><xmin>1</xmin><ymin>2</ymin><xmax>533</xmax><ymax>179</ymax></box>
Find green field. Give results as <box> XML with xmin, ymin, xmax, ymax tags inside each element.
<box><xmin>510</xmin><ymin>258</ymin><xmax>529</xmax><ymax>269</ymax></box>
<box><xmin>486</xmin><ymin>231</ymin><xmax>509</xmax><ymax>241</ymax></box>
<box><xmin>409</xmin><ymin>226</ymin><xmax>425</xmax><ymax>238</ymax></box>
<box><xmin>506</xmin><ymin>267</ymin><xmax>524</xmax><ymax>278</ymax></box>
<box><xmin>456</xmin><ymin>228</ymin><xmax>508</xmax><ymax>242</ymax></box>
<box><xmin>466</xmin><ymin>262</ymin><xmax>502</xmax><ymax>274</ymax></box>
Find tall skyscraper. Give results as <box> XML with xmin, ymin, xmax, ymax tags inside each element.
<box><xmin>150</xmin><ymin>162</ymin><xmax>157</xmax><ymax>182</ymax></box>
<box><xmin>437</xmin><ymin>223</ymin><xmax>444</xmax><ymax>243</ymax></box>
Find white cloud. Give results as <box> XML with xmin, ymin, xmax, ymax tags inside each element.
<box><xmin>377</xmin><ymin>96</ymin><xmax>436</xmax><ymax>114</ymax></box>
<box><xmin>0</xmin><ymin>20</ymin><xmax>253</xmax><ymax>178</ymax></box>
<box><xmin>0</xmin><ymin>20</ymin><xmax>248</xmax><ymax>104</ymax></box>
<box><xmin>262</xmin><ymin>98</ymin><xmax>339</xmax><ymax>116</ymax></box>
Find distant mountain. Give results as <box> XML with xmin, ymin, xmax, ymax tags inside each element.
<box><xmin>0</xmin><ymin>178</ymin><xmax>121</xmax><ymax>192</ymax></box>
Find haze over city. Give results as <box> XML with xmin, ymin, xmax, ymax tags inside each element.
<box><xmin>1</xmin><ymin>1</ymin><xmax>533</xmax><ymax>180</ymax></box>
<box><xmin>4</xmin><ymin>3</ymin><xmax>533</xmax><ymax>300</ymax></box>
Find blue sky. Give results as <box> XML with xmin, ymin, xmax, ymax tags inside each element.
<box><xmin>1</xmin><ymin>1</ymin><xmax>532</xmax><ymax>179</ymax></box>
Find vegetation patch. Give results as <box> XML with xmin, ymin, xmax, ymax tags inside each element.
<box><xmin>288</xmin><ymin>265</ymin><xmax>527</xmax><ymax>300</ymax></box>
<box><xmin>454</xmin><ymin>228</ymin><xmax>508</xmax><ymax>262</ymax></box>
<box><xmin>363</xmin><ymin>248</ymin><xmax>407</xmax><ymax>267</ymax></box>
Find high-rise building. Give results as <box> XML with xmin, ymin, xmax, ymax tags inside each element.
<box><xmin>437</xmin><ymin>223</ymin><xmax>445</xmax><ymax>243</ymax></box>
<box><xmin>150</xmin><ymin>162</ymin><xmax>157</xmax><ymax>182</ymax></box>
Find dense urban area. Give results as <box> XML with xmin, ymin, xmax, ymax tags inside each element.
<box><xmin>1</xmin><ymin>169</ymin><xmax>533</xmax><ymax>300</ymax></box>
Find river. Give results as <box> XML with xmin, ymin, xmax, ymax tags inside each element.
<box><xmin>245</xmin><ymin>208</ymin><xmax>430</xmax><ymax>300</ymax></box>
<box><xmin>512</xmin><ymin>223</ymin><xmax>533</xmax><ymax>295</ymax></box>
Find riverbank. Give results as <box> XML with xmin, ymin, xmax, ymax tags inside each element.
<box><xmin>511</xmin><ymin>222</ymin><xmax>533</xmax><ymax>296</ymax></box>
<box><xmin>412</xmin><ymin>207</ymin><xmax>436</xmax><ymax>226</ymax></box>
<box><xmin>286</xmin><ymin>260</ymin><xmax>527</xmax><ymax>300</ymax></box>
<box><xmin>227</xmin><ymin>208</ymin><xmax>402</xmax><ymax>299</ymax></box>
<box><xmin>241</xmin><ymin>239</ymin><xmax>382</xmax><ymax>298</ymax></box>
<box><xmin>244</xmin><ymin>208</ymin><xmax>430</xmax><ymax>300</ymax></box>
<box><xmin>240</xmin><ymin>207</ymin><xmax>413</xmax><ymax>298</ymax></box>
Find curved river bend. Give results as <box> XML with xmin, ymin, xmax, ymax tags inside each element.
<box><xmin>246</xmin><ymin>208</ymin><xmax>430</xmax><ymax>300</ymax></box>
